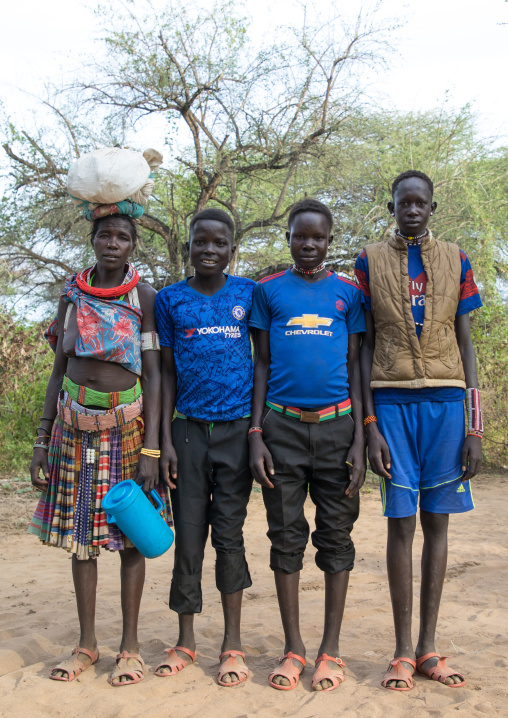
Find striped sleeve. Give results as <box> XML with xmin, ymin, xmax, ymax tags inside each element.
<box><xmin>354</xmin><ymin>249</ymin><xmax>371</xmax><ymax>311</ymax></box>
<box><xmin>457</xmin><ymin>250</ymin><xmax>483</xmax><ymax>316</ymax></box>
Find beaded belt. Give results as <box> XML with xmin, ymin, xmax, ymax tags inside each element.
<box><xmin>62</xmin><ymin>375</ymin><xmax>142</xmax><ymax>409</ymax></box>
<box><xmin>266</xmin><ymin>398</ymin><xmax>351</xmax><ymax>423</ymax></box>
<box><xmin>58</xmin><ymin>394</ymin><xmax>143</xmax><ymax>432</ymax></box>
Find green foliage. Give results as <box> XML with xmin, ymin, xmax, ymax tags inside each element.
<box><xmin>0</xmin><ymin>311</ymin><xmax>53</xmax><ymax>476</ymax></box>
<box><xmin>470</xmin><ymin>301</ymin><xmax>508</xmax><ymax>467</ymax></box>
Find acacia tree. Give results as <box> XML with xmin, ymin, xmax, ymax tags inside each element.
<box><xmin>1</xmin><ymin>0</ymin><xmax>394</xmax><ymax>297</ymax></box>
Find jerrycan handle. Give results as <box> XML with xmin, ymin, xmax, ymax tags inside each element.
<box><xmin>150</xmin><ymin>489</ymin><xmax>164</xmax><ymax>513</ymax></box>
<box><xmin>106</xmin><ymin>512</ymin><xmax>116</xmax><ymax>525</ymax></box>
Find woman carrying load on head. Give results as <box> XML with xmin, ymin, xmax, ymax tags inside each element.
<box><xmin>28</xmin><ymin>147</ymin><xmax>170</xmax><ymax>687</ymax></box>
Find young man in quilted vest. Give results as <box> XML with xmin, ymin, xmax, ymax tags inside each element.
<box><xmin>355</xmin><ymin>170</ymin><xmax>483</xmax><ymax>691</ymax></box>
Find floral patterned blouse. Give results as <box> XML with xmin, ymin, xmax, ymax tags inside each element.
<box><xmin>46</xmin><ymin>268</ymin><xmax>143</xmax><ymax>376</ymax></box>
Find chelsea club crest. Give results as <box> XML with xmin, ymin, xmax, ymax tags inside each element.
<box><xmin>232</xmin><ymin>305</ymin><xmax>245</xmax><ymax>320</ymax></box>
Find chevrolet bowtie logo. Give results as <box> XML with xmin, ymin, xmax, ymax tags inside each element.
<box><xmin>286</xmin><ymin>314</ymin><xmax>333</xmax><ymax>328</ymax></box>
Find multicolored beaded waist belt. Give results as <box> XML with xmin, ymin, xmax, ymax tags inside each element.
<box><xmin>58</xmin><ymin>393</ymin><xmax>143</xmax><ymax>432</ymax></box>
<box><xmin>266</xmin><ymin>398</ymin><xmax>351</xmax><ymax>423</ymax></box>
<box><xmin>62</xmin><ymin>375</ymin><xmax>142</xmax><ymax>408</ymax></box>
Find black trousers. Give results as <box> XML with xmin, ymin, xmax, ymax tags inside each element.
<box><xmin>169</xmin><ymin>417</ymin><xmax>253</xmax><ymax>614</ymax></box>
<box><xmin>262</xmin><ymin>408</ymin><xmax>359</xmax><ymax>575</ymax></box>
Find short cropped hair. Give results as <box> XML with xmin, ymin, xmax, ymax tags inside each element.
<box><xmin>189</xmin><ymin>208</ymin><xmax>235</xmax><ymax>239</ymax></box>
<box><xmin>90</xmin><ymin>215</ymin><xmax>138</xmax><ymax>246</ymax></box>
<box><xmin>288</xmin><ymin>198</ymin><xmax>333</xmax><ymax>233</ymax></box>
<box><xmin>392</xmin><ymin>170</ymin><xmax>434</xmax><ymax>198</ymax></box>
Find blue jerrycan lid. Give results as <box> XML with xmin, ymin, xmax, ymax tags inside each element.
<box><xmin>102</xmin><ymin>479</ymin><xmax>139</xmax><ymax>515</ymax></box>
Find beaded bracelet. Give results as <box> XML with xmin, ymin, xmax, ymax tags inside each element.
<box><xmin>467</xmin><ymin>431</ymin><xmax>483</xmax><ymax>439</ymax></box>
<box><xmin>33</xmin><ymin>441</ymin><xmax>49</xmax><ymax>450</ymax></box>
<box><xmin>248</xmin><ymin>427</ymin><xmax>263</xmax><ymax>435</ymax></box>
<box><xmin>363</xmin><ymin>415</ymin><xmax>377</xmax><ymax>426</ymax></box>
<box><xmin>140</xmin><ymin>448</ymin><xmax>161</xmax><ymax>458</ymax></box>
<box><xmin>466</xmin><ymin>388</ymin><xmax>483</xmax><ymax>435</ymax></box>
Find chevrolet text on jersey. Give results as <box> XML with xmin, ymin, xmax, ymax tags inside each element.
<box><xmin>285</xmin><ymin>314</ymin><xmax>333</xmax><ymax>337</ymax></box>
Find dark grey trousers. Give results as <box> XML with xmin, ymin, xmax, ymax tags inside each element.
<box><xmin>169</xmin><ymin>417</ymin><xmax>253</xmax><ymax>614</ymax></box>
<box><xmin>261</xmin><ymin>407</ymin><xmax>359</xmax><ymax>575</ymax></box>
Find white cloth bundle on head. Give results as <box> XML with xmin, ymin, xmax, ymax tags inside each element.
<box><xmin>67</xmin><ymin>147</ymin><xmax>163</xmax><ymax>207</ymax></box>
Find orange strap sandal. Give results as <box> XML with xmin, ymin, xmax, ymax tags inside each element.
<box><xmin>217</xmin><ymin>650</ymin><xmax>249</xmax><ymax>687</ymax></box>
<box><xmin>311</xmin><ymin>654</ymin><xmax>346</xmax><ymax>692</ymax></box>
<box><xmin>268</xmin><ymin>652</ymin><xmax>306</xmax><ymax>691</ymax></box>
<box><xmin>381</xmin><ymin>657</ymin><xmax>416</xmax><ymax>691</ymax></box>
<box><xmin>49</xmin><ymin>646</ymin><xmax>99</xmax><ymax>682</ymax></box>
<box><xmin>154</xmin><ymin>646</ymin><xmax>196</xmax><ymax>677</ymax></box>
<box><xmin>416</xmin><ymin>653</ymin><xmax>465</xmax><ymax>687</ymax></box>
<box><xmin>108</xmin><ymin>651</ymin><xmax>145</xmax><ymax>686</ymax></box>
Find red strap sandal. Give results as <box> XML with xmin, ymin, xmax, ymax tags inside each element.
<box><xmin>381</xmin><ymin>657</ymin><xmax>416</xmax><ymax>691</ymax></box>
<box><xmin>416</xmin><ymin>653</ymin><xmax>465</xmax><ymax>687</ymax></box>
<box><xmin>268</xmin><ymin>652</ymin><xmax>306</xmax><ymax>691</ymax></box>
<box><xmin>311</xmin><ymin>654</ymin><xmax>346</xmax><ymax>692</ymax></box>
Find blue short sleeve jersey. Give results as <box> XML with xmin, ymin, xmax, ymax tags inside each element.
<box><xmin>249</xmin><ymin>269</ymin><xmax>365</xmax><ymax>408</ymax></box>
<box><xmin>155</xmin><ymin>275</ymin><xmax>255</xmax><ymax>421</ymax></box>
<box><xmin>354</xmin><ymin>245</ymin><xmax>483</xmax><ymax>404</ymax></box>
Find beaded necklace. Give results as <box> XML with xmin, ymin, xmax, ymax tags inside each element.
<box><xmin>292</xmin><ymin>261</ymin><xmax>326</xmax><ymax>275</ymax></box>
<box><xmin>87</xmin><ymin>272</ymin><xmax>126</xmax><ymax>301</ymax></box>
<box><xmin>396</xmin><ymin>228</ymin><xmax>429</xmax><ymax>245</ymax></box>
<box><xmin>76</xmin><ymin>263</ymin><xmax>139</xmax><ymax>298</ymax></box>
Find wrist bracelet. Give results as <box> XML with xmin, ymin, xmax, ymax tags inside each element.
<box><xmin>466</xmin><ymin>388</ymin><xmax>483</xmax><ymax>435</ymax></box>
<box><xmin>363</xmin><ymin>415</ymin><xmax>377</xmax><ymax>426</ymax></box>
<box><xmin>36</xmin><ymin>426</ymin><xmax>52</xmax><ymax>436</ymax></box>
<box><xmin>39</xmin><ymin>416</ymin><xmax>55</xmax><ymax>423</ymax></box>
<box><xmin>140</xmin><ymin>447</ymin><xmax>161</xmax><ymax>458</ymax></box>
<box><xmin>33</xmin><ymin>441</ymin><xmax>49</xmax><ymax>450</ymax></box>
<box><xmin>248</xmin><ymin>427</ymin><xmax>263</xmax><ymax>435</ymax></box>
<box><xmin>467</xmin><ymin>431</ymin><xmax>483</xmax><ymax>439</ymax></box>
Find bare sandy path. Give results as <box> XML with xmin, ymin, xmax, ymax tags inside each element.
<box><xmin>0</xmin><ymin>474</ymin><xmax>507</xmax><ymax>717</ymax></box>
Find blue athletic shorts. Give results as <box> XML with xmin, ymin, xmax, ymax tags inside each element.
<box><xmin>376</xmin><ymin>400</ymin><xmax>474</xmax><ymax>518</ymax></box>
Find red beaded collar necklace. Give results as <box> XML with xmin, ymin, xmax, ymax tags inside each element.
<box><xmin>292</xmin><ymin>262</ymin><xmax>326</xmax><ymax>275</ymax></box>
<box><xmin>75</xmin><ymin>263</ymin><xmax>140</xmax><ymax>298</ymax></box>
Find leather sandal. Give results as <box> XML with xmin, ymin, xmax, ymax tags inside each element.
<box><xmin>381</xmin><ymin>657</ymin><xmax>416</xmax><ymax>691</ymax></box>
<box><xmin>154</xmin><ymin>646</ymin><xmax>196</xmax><ymax>677</ymax></box>
<box><xmin>268</xmin><ymin>652</ymin><xmax>306</xmax><ymax>691</ymax></box>
<box><xmin>311</xmin><ymin>654</ymin><xmax>346</xmax><ymax>692</ymax></box>
<box><xmin>108</xmin><ymin>651</ymin><xmax>145</xmax><ymax>686</ymax></box>
<box><xmin>49</xmin><ymin>646</ymin><xmax>99</xmax><ymax>682</ymax></box>
<box><xmin>416</xmin><ymin>653</ymin><xmax>465</xmax><ymax>687</ymax></box>
<box><xmin>217</xmin><ymin>650</ymin><xmax>249</xmax><ymax>687</ymax></box>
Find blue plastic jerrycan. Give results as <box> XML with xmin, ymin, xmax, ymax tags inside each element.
<box><xmin>102</xmin><ymin>480</ymin><xmax>174</xmax><ymax>559</ymax></box>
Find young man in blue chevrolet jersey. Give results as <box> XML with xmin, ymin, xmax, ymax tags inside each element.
<box><xmin>155</xmin><ymin>208</ymin><xmax>254</xmax><ymax>687</ymax></box>
<box><xmin>249</xmin><ymin>198</ymin><xmax>366</xmax><ymax>692</ymax></box>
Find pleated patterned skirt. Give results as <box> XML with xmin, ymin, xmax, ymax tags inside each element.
<box><xmin>29</xmin><ymin>406</ymin><xmax>172</xmax><ymax>560</ymax></box>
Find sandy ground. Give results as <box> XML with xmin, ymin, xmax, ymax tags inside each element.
<box><xmin>0</xmin><ymin>473</ymin><xmax>507</xmax><ymax>718</ymax></box>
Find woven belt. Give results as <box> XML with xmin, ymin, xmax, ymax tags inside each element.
<box><xmin>266</xmin><ymin>398</ymin><xmax>351</xmax><ymax>423</ymax></box>
<box><xmin>58</xmin><ymin>395</ymin><xmax>143</xmax><ymax>432</ymax></box>
<box><xmin>62</xmin><ymin>375</ymin><xmax>142</xmax><ymax>409</ymax></box>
